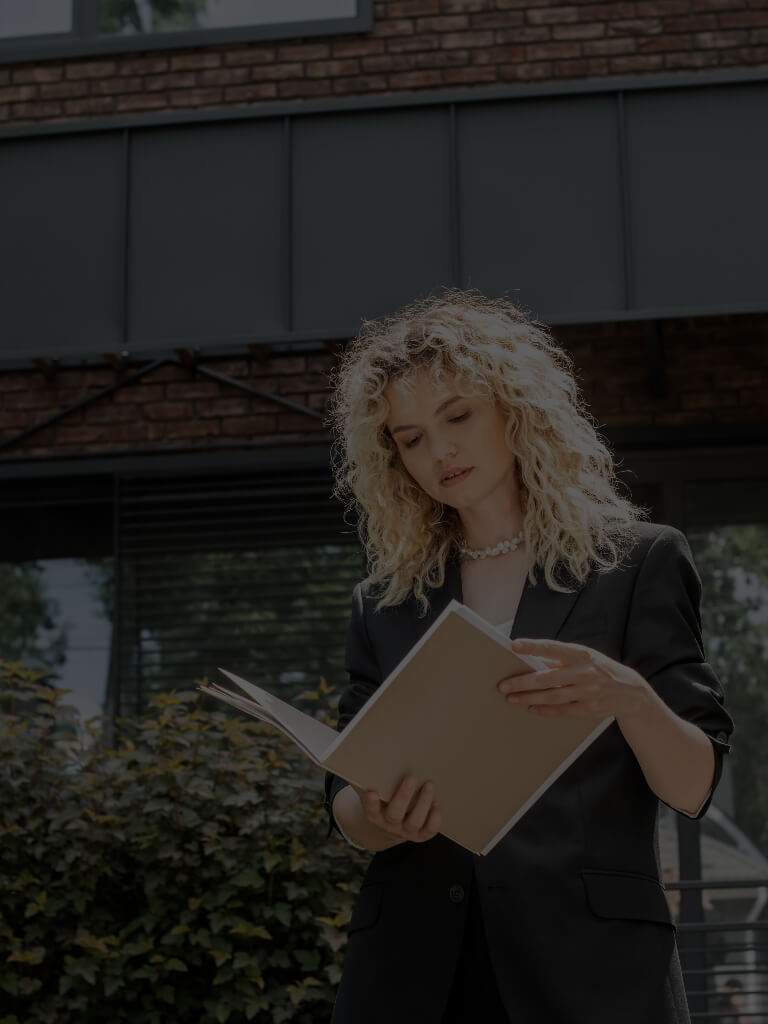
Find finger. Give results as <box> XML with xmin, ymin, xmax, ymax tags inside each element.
<box><xmin>506</xmin><ymin>684</ymin><xmax>584</xmax><ymax>706</ymax></box>
<box><xmin>403</xmin><ymin>781</ymin><xmax>435</xmax><ymax>833</ymax></box>
<box><xmin>499</xmin><ymin>668</ymin><xmax>570</xmax><ymax>695</ymax></box>
<box><xmin>382</xmin><ymin>774</ymin><xmax>421</xmax><ymax>826</ymax></box>
<box><xmin>511</xmin><ymin>638</ymin><xmax>593</xmax><ymax>662</ymax></box>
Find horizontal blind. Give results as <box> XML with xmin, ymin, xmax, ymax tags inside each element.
<box><xmin>117</xmin><ymin>468</ymin><xmax>363</xmax><ymax>717</ymax></box>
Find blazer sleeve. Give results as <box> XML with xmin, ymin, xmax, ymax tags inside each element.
<box><xmin>621</xmin><ymin>525</ymin><xmax>734</xmax><ymax>820</ymax></box>
<box><xmin>323</xmin><ymin>581</ymin><xmax>382</xmax><ymax>841</ymax></box>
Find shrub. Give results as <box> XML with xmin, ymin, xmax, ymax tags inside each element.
<box><xmin>0</xmin><ymin>662</ymin><xmax>369</xmax><ymax>1024</ymax></box>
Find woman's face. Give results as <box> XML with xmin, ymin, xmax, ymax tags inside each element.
<box><xmin>384</xmin><ymin>367</ymin><xmax>518</xmax><ymax>511</ymax></box>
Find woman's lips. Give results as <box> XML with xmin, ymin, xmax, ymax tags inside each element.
<box><xmin>441</xmin><ymin>468</ymin><xmax>473</xmax><ymax>487</ymax></box>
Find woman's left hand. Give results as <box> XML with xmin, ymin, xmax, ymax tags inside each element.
<box><xmin>497</xmin><ymin>638</ymin><xmax>653</xmax><ymax>724</ymax></box>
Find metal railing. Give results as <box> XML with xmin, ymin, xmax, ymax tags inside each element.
<box><xmin>669</xmin><ymin>878</ymin><xmax>768</xmax><ymax>1022</ymax></box>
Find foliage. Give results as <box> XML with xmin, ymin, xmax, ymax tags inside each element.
<box><xmin>689</xmin><ymin>524</ymin><xmax>768</xmax><ymax>852</ymax></box>
<box><xmin>0</xmin><ymin>564</ymin><xmax>67</xmax><ymax>668</ymax></box>
<box><xmin>0</xmin><ymin>662</ymin><xmax>369</xmax><ymax>1024</ymax></box>
<box><xmin>99</xmin><ymin>0</ymin><xmax>208</xmax><ymax>33</ymax></box>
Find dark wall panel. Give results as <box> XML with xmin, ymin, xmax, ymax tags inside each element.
<box><xmin>629</xmin><ymin>83</ymin><xmax>768</xmax><ymax>313</ymax></box>
<box><xmin>0</xmin><ymin>132</ymin><xmax>123</xmax><ymax>360</ymax></box>
<box><xmin>128</xmin><ymin>120</ymin><xmax>284</xmax><ymax>349</ymax></box>
<box><xmin>460</xmin><ymin>94</ymin><xmax>624</xmax><ymax>320</ymax></box>
<box><xmin>291</xmin><ymin>106</ymin><xmax>455</xmax><ymax>331</ymax></box>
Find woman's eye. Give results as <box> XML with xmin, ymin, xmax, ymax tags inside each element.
<box><xmin>404</xmin><ymin>436</ymin><xmax>420</xmax><ymax>449</ymax></box>
<box><xmin>449</xmin><ymin>412</ymin><xmax>469</xmax><ymax>423</ymax></box>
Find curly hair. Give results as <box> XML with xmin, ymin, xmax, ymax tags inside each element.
<box><xmin>326</xmin><ymin>287</ymin><xmax>647</xmax><ymax>616</ymax></box>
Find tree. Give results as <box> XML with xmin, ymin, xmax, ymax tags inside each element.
<box><xmin>99</xmin><ymin>0</ymin><xmax>209</xmax><ymax>33</ymax></box>
<box><xmin>0</xmin><ymin>563</ymin><xmax>67</xmax><ymax>668</ymax></box>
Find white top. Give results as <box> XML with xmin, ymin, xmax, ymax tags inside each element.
<box><xmin>334</xmin><ymin>612</ymin><xmax>517</xmax><ymax>850</ymax></box>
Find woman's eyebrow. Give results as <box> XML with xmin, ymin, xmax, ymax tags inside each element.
<box><xmin>390</xmin><ymin>395</ymin><xmax>464</xmax><ymax>435</ymax></box>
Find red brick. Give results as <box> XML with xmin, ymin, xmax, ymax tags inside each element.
<box><xmin>267</xmin><ymin>356</ymin><xmax>305</xmax><ymax>375</ymax></box>
<box><xmin>499</xmin><ymin>61</ymin><xmax>554</xmax><ymax>80</ymax></box>
<box><xmin>223</xmin><ymin>47</ymin><xmax>276</xmax><ymax>66</ymax></box>
<box><xmin>115</xmin><ymin>94</ymin><xmax>170</xmax><ymax>113</ymax></box>
<box><xmin>412</xmin><ymin>49</ymin><xmax>473</xmax><ymax>68</ymax></box>
<box><xmin>553</xmin><ymin>23</ymin><xmax>606</xmax><ymax>40</ymax></box>
<box><xmin>0</xmin><ymin>85</ymin><xmax>38</xmax><ymax>103</ymax></box>
<box><xmin>718</xmin><ymin>10</ymin><xmax>768</xmax><ymax>27</ymax></box>
<box><xmin>57</xmin><ymin>425</ymin><xmax>111</xmax><ymax>444</ymax></box>
<box><xmin>305</xmin><ymin>59</ymin><xmax>361</xmax><ymax>78</ymax></box>
<box><xmin>442</xmin><ymin>0</ymin><xmax>495</xmax><ymax>10</ymax></box>
<box><xmin>471</xmin><ymin>12</ymin><xmax>525</xmax><ymax>28</ymax></box>
<box><xmin>377</xmin><ymin>18</ymin><xmax>418</xmax><ymax>39</ymax></box>
<box><xmin>143</xmin><ymin>365</ymin><xmax>189</xmax><ymax>384</ymax></box>
<box><xmin>493</xmin><ymin>27</ymin><xmax>551</xmax><ymax>43</ymax></box>
<box><xmin>38</xmin><ymin>80</ymin><xmax>89</xmax><ymax>100</ymax></box>
<box><xmin>663</xmin><ymin>14</ymin><xmax>718</xmax><ymax>30</ymax></box>
<box><xmin>415</xmin><ymin>15</ymin><xmax>471</xmax><ymax>30</ymax></box>
<box><xmin>664</xmin><ymin>49</ymin><xmax>721</xmax><ymax>66</ymax></box>
<box><xmin>583</xmin><ymin>37</ymin><xmax>639</xmax><ymax>55</ymax></box>
<box><xmin>252</xmin><ymin>62</ymin><xmax>303</xmax><ymax>81</ymax></box>
<box><xmin>112</xmin><ymin>384</ymin><xmax>166</xmax><ymax>404</ymax></box>
<box><xmin>65</xmin><ymin>60</ymin><xmax>118</xmax><ymax>80</ymax></box>
<box><xmin>385</xmin><ymin>68</ymin><xmax>443</xmax><ymax>88</ymax></box>
<box><xmin>681</xmin><ymin>390</ymin><xmax>738</xmax><ymax>409</ymax></box>
<box><xmin>0</xmin><ymin>72</ymin><xmax>8</xmax><ymax>87</ymax></box>
<box><xmin>361</xmin><ymin>54</ymin><xmax>415</xmax><ymax>72</ymax></box>
<box><xmin>144</xmin><ymin>72</ymin><xmax>196</xmax><ymax>92</ymax></box>
<box><xmin>63</xmin><ymin>97</ymin><xmax>116</xmax><ymax>117</ymax></box>
<box><xmin>166</xmin><ymin>381</ymin><xmax>221</xmax><ymax>399</ymax></box>
<box><xmin>386</xmin><ymin>0</ymin><xmax>441</xmax><ymax>14</ymax></box>
<box><xmin>116</xmin><ymin>56</ymin><xmax>170</xmax><ymax>75</ymax></box>
<box><xmin>165</xmin><ymin>420</ymin><xmax>221</xmax><ymax>439</ymax></box>
<box><xmin>195</xmin><ymin>397</ymin><xmax>250</xmax><ymax>418</ymax></box>
<box><xmin>332</xmin><ymin>39</ymin><xmax>387</xmax><ymax>58</ymax></box>
<box><xmin>739</xmin><ymin>387</ymin><xmax>768</xmax><ymax>405</ymax></box>
<box><xmin>144</xmin><ymin>401</ymin><xmax>194</xmax><ymax>421</ymax></box>
<box><xmin>608</xmin><ymin>17</ymin><xmax>664</xmax><ymax>34</ymax></box>
<box><xmin>525</xmin><ymin>41</ymin><xmax>583</xmax><ymax>59</ymax></box>
<box><xmin>219</xmin><ymin>415</ymin><xmax>279</xmax><ymax>437</ymax></box>
<box><xmin>577</xmin><ymin>2</ymin><xmax>636</xmax><ymax>17</ymax></box>
<box><xmin>92</xmin><ymin>76</ymin><xmax>144</xmax><ymax>96</ymax></box>
<box><xmin>443</xmin><ymin>65</ymin><xmax>499</xmax><ymax>82</ymax></box>
<box><xmin>198</xmin><ymin>67</ymin><xmax>251</xmax><ymax>86</ymax></box>
<box><xmin>170</xmin><ymin>87</ymin><xmax>224</xmax><ymax>108</ymax></box>
<box><xmin>387</xmin><ymin>33</ymin><xmax>441</xmax><ymax>53</ymax></box>
<box><xmin>609</xmin><ymin>53</ymin><xmax>666</xmax><ymax>70</ymax></box>
<box><xmin>439</xmin><ymin>30</ymin><xmax>494</xmax><ymax>47</ymax></box>
<box><xmin>170</xmin><ymin>52</ymin><xmax>222</xmax><ymax>71</ymax></box>
<box><xmin>113</xmin><ymin>422</ymin><xmax>166</xmax><ymax>443</ymax></box>
<box><xmin>552</xmin><ymin>56</ymin><xmax>611</xmax><ymax>75</ymax></box>
<box><xmin>471</xmin><ymin>44</ymin><xmax>526</xmax><ymax>62</ymax></box>
<box><xmin>277</xmin><ymin>43</ymin><xmax>332</xmax><ymax>62</ymax></box>
<box><xmin>224</xmin><ymin>83</ymin><xmax>279</xmax><ymax>102</ymax></box>
<box><xmin>12</xmin><ymin>66</ymin><xmax>63</xmax><ymax>84</ymax></box>
<box><xmin>276</xmin><ymin>412</ymin><xmax>327</xmax><ymax>432</ymax></box>
<box><xmin>11</xmin><ymin>101</ymin><xmax>63</xmax><ymax>120</ymax></box>
<box><xmin>210</xmin><ymin>359</ymin><xmax>251</xmax><ymax>378</ymax></box>
<box><xmin>526</xmin><ymin>6</ymin><xmax>580</xmax><ymax>24</ymax></box>
<box><xmin>694</xmin><ymin>29</ymin><xmax>750</xmax><ymax>45</ymax></box>
<box><xmin>638</xmin><ymin>34</ymin><xmax>694</xmax><ymax>52</ymax></box>
<box><xmin>0</xmin><ymin>374</ymin><xmax>30</xmax><ymax>392</ymax></box>
<box><xmin>86</xmin><ymin>403</ymin><xmax>139</xmax><ymax>424</ymax></box>
<box><xmin>279</xmin><ymin>80</ymin><xmax>334</xmax><ymax>99</ymax></box>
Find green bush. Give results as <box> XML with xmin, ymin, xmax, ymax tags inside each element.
<box><xmin>0</xmin><ymin>662</ymin><xmax>369</xmax><ymax>1024</ymax></box>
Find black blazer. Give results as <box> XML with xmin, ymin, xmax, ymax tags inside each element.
<box><xmin>324</xmin><ymin>522</ymin><xmax>733</xmax><ymax>1024</ymax></box>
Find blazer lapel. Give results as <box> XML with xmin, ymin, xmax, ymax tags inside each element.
<box><xmin>445</xmin><ymin>553</ymin><xmax>584</xmax><ymax>641</ymax></box>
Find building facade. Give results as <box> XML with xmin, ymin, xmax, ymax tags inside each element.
<box><xmin>1</xmin><ymin>2</ymin><xmax>767</xmax><ymax>1016</ymax></box>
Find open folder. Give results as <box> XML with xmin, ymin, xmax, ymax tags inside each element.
<box><xmin>199</xmin><ymin>598</ymin><xmax>613</xmax><ymax>856</ymax></box>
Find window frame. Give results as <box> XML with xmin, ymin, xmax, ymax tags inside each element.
<box><xmin>0</xmin><ymin>0</ymin><xmax>373</xmax><ymax>64</ymax></box>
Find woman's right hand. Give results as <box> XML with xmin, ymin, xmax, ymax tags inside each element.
<box><xmin>351</xmin><ymin>774</ymin><xmax>441</xmax><ymax>845</ymax></box>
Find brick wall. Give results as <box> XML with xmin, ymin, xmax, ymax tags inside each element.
<box><xmin>1</xmin><ymin>0</ymin><xmax>767</xmax><ymax>126</ymax></box>
<box><xmin>0</xmin><ymin>314</ymin><xmax>764</xmax><ymax>460</ymax></box>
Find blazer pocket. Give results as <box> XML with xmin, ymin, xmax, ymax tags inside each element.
<box><xmin>348</xmin><ymin>882</ymin><xmax>383</xmax><ymax>936</ymax></box>
<box><xmin>581</xmin><ymin>870</ymin><xmax>675</xmax><ymax>929</ymax></box>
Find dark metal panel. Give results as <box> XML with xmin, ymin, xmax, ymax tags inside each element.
<box><xmin>291</xmin><ymin>106</ymin><xmax>455</xmax><ymax>331</ymax></box>
<box><xmin>0</xmin><ymin>131</ymin><xmax>124</xmax><ymax>360</ymax></box>
<box><xmin>628</xmin><ymin>82</ymin><xmax>768</xmax><ymax>313</ymax></box>
<box><xmin>127</xmin><ymin>119</ymin><xmax>284</xmax><ymax>349</ymax></box>
<box><xmin>459</xmin><ymin>94</ymin><xmax>624</xmax><ymax>316</ymax></box>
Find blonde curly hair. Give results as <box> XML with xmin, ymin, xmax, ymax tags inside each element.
<box><xmin>327</xmin><ymin>287</ymin><xmax>647</xmax><ymax>616</ymax></box>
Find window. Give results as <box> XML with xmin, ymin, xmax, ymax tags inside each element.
<box><xmin>0</xmin><ymin>0</ymin><xmax>372</xmax><ymax>62</ymax></box>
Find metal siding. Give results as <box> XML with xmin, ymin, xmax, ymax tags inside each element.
<box><xmin>459</xmin><ymin>94</ymin><xmax>625</xmax><ymax>316</ymax></box>
<box><xmin>291</xmin><ymin>106</ymin><xmax>455</xmax><ymax>331</ymax></box>
<box><xmin>0</xmin><ymin>131</ymin><xmax>123</xmax><ymax>360</ymax></box>
<box><xmin>628</xmin><ymin>83</ymin><xmax>768</xmax><ymax>312</ymax></box>
<box><xmin>127</xmin><ymin>120</ymin><xmax>285</xmax><ymax>348</ymax></box>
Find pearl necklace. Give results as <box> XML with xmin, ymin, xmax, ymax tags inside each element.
<box><xmin>459</xmin><ymin>529</ymin><xmax>524</xmax><ymax>560</ymax></box>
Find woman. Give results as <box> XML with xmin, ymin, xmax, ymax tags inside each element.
<box><xmin>322</xmin><ymin>288</ymin><xmax>733</xmax><ymax>1024</ymax></box>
